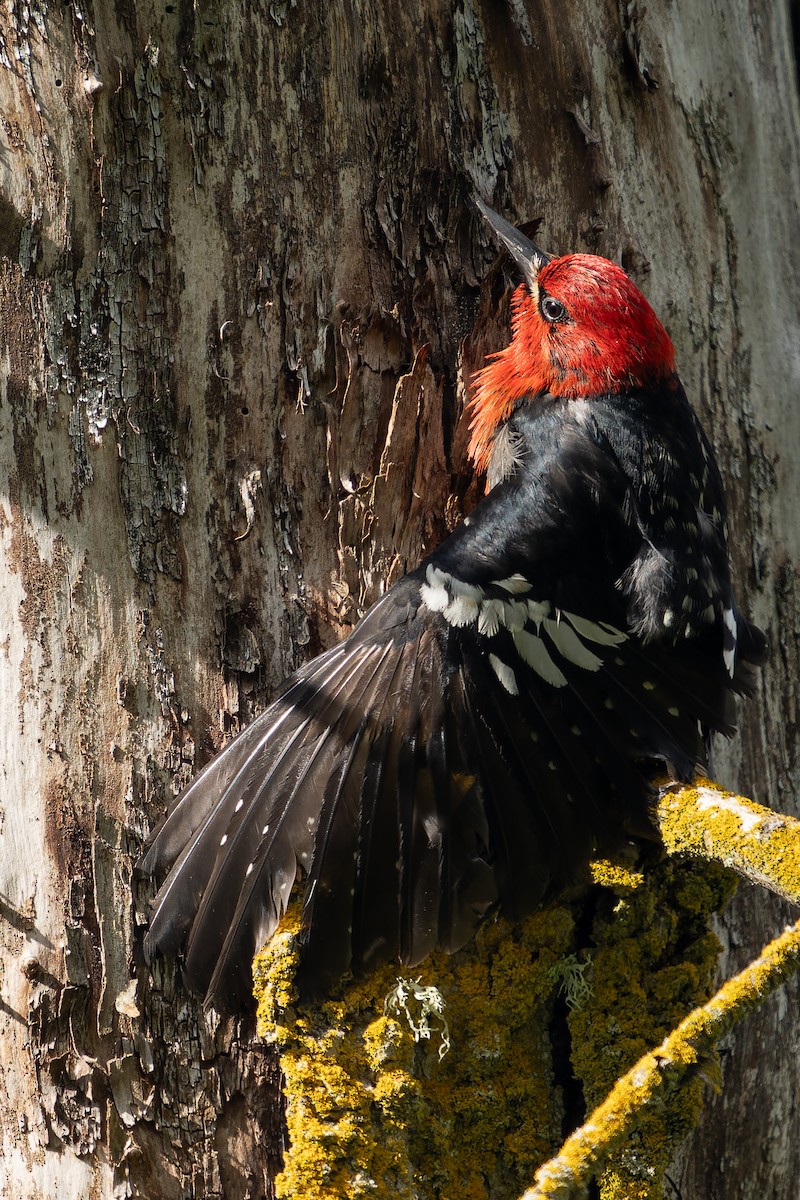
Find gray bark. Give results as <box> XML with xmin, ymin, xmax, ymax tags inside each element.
<box><xmin>0</xmin><ymin>1</ymin><xmax>797</xmax><ymax>1196</ymax></box>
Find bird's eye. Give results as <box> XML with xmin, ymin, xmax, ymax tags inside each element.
<box><xmin>541</xmin><ymin>295</ymin><xmax>567</xmax><ymax>323</ymax></box>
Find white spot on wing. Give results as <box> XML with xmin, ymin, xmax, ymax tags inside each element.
<box><xmin>489</xmin><ymin>653</ymin><xmax>519</xmax><ymax>694</ymax></box>
<box><xmin>478</xmin><ymin>599</ymin><xmax>503</xmax><ymax>637</ymax></box>
<box><xmin>420</xmin><ymin>564</ymin><xmax>452</xmax><ymax>612</ymax></box>
<box><xmin>512</xmin><ymin>629</ymin><xmax>568</xmax><ymax>687</ymax></box>
<box><xmin>451</xmin><ymin>578</ymin><xmax>484</xmax><ymax>601</ymax></box>
<box><xmin>527</xmin><ymin>599</ymin><xmax>552</xmax><ymax>627</ymax></box>
<box><xmin>420</xmin><ymin>583</ymin><xmax>447</xmax><ymax>612</ymax></box>
<box><xmin>723</xmin><ymin>606</ymin><xmax>737</xmax><ymax>676</ymax></box>
<box><xmin>544</xmin><ymin>618</ymin><xmax>603</xmax><ymax>671</ymax></box>
<box><xmin>496</xmin><ymin>574</ymin><xmax>533</xmax><ymax>595</ymax></box>
<box><xmin>564</xmin><ymin>611</ymin><xmax>627</xmax><ymax>646</ymax></box>
<box><xmin>501</xmin><ymin>600</ymin><xmax>527</xmax><ymax>632</ymax></box>
<box><xmin>443</xmin><ymin>596</ymin><xmax>480</xmax><ymax>627</ymax></box>
<box><xmin>422</xmin><ymin>566</ymin><xmax>485</xmax><ymax>625</ymax></box>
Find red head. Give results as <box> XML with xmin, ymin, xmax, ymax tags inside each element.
<box><xmin>468</xmin><ymin>201</ymin><xmax>675</xmax><ymax>473</ymax></box>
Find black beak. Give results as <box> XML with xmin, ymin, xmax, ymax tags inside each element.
<box><xmin>473</xmin><ymin>197</ymin><xmax>552</xmax><ymax>291</ymax></box>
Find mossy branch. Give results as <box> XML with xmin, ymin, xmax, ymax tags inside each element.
<box><xmin>523</xmin><ymin>915</ymin><xmax>800</xmax><ymax>1199</ymax></box>
<box><xmin>253</xmin><ymin>778</ymin><xmax>800</xmax><ymax>1199</ymax></box>
<box><xmin>520</xmin><ymin>777</ymin><xmax>800</xmax><ymax>1200</ymax></box>
<box><xmin>657</xmin><ymin>777</ymin><xmax>800</xmax><ymax>906</ymax></box>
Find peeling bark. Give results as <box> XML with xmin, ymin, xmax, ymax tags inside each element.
<box><xmin>0</xmin><ymin>1</ymin><xmax>798</xmax><ymax>1196</ymax></box>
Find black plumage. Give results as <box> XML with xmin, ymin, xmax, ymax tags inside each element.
<box><xmin>141</xmin><ymin>379</ymin><xmax>765</xmax><ymax>1011</ymax></box>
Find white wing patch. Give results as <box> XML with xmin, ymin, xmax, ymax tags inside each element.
<box><xmin>443</xmin><ymin>595</ymin><xmax>481</xmax><ymax>626</ymax></box>
<box><xmin>478</xmin><ymin>600</ymin><xmax>504</xmax><ymax>637</ymax></box>
<box><xmin>420</xmin><ymin>567</ymin><xmax>630</xmax><ymax>690</ymax></box>
<box><xmin>420</xmin><ymin>564</ymin><xmax>453</xmax><ymax>612</ymax></box>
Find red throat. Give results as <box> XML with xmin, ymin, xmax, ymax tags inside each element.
<box><xmin>468</xmin><ymin>256</ymin><xmax>675</xmax><ymax>473</ymax></box>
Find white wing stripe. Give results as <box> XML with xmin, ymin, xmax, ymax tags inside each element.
<box><xmin>420</xmin><ymin>570</ymin><xmax>629</xmax><ymax>686</ymax></box>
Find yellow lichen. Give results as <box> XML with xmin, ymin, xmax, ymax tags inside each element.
<box><xmin>525</xmin><ymin>918</ymin><xmax>800</xmax><ymax>1199</ymax></box>
<box><xmin>658</xmin><ymin>777</ymin><xmax>800</xmax><ymax>905</ymax></box>
<box><xmin>253</xmin><ymin>904</ymin><xmax>578</xmax><ymax>1199</ymax></box>
<box><xmin>566</xmin><ymin>848</ymin><xmax>734</xmax><ymax>1199</ymax></box>
<box><xmin>252</xmin><ymin>782</ymin><xmax>765</xmax><ymax>1200</ymax></box>
<box><xmin>590</xmin><ymin>856</ymin><xmax>645</xmax><ymax>893</ymax></box>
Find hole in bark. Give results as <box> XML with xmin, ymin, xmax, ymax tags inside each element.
<box><xmin>241</xmin><ymin>406</ymin><xmax>249</xmax><ymax>415</ymax></box>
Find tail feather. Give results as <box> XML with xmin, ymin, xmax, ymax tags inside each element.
<box><xmin>459</xmin><ymin>671</ymin><xmax>552</xmax><ymax>920</ymax></box>
<box><xmin>298</xmin><ymin>643</ymin><xmax>415</xmax><ymax>993</ymax></box>
<box><xmin>187</xmin><ymin>644</ymin><xmax>390</xmax><ymax>1003</ymax></box>
<box><xmin>437</xmin><ymin>671</ymin><xmax>497</xmax><ymax>951</ymax></box>
<box><xmin>398</xmin><ymin>632</ymin><xmax>446</xmax><ymax>966</ymax></box>
<box><xmin>348</xmin><ymin>662</ymin><xmax>410</xmax><ymax>977</ymax></box>
<box><xmin>141</xmin><ymin>645</ymin><xmax>350</xmax><ymax>876</ymax></box>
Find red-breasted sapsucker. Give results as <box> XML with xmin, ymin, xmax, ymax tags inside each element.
<box><xmin>141</xmin><ymin>200</ymin><xmax>766</xmax><ymax>1011</ymax></box>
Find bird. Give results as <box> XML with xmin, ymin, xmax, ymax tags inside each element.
<box><xmin>140</xmin><ymin>198</ymin><xmax>766</xmax><ymax>1012</ymax></box>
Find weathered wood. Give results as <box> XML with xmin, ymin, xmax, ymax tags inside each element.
<box><xmin>0</xmin><ymin>1</ymin><xmax>797</xmax><ymax>1196</ymax></box>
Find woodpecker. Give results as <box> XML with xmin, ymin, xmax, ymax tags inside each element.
<box><xmin>142</xmin><ymin>199</ymin><xmax>766</xmax><ymax>1011</ymax></box>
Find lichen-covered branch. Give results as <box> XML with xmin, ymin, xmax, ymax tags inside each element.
<box><xmin>657</xmin><ymin>777</ymin><xmax>800</xmax><ymax>906</ymax></box>
<box><xmin>522</xmin><ymin>916</ymin><xmax>800</xmax><ymax>1200</ymax></box>
<box><xmin>253</xmin><ymin>774</ymin><xmax>800</xmax><ymax>1200</ymax></box>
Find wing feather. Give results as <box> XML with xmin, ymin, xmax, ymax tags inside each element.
<box><xmin>141</xmin><ymin>386</ymin><xmax>765</xmax><ymax>1010</ymax></box>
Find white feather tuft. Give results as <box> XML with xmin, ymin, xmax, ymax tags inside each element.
<box><xmin>443</xmin><ymin>596</ymin><xmax>480</xmax><ymax>627</ymax></box>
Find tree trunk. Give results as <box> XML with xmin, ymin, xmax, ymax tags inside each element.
<box><xmin>0</xmin><ymin>1</ymin><xmax>797</xmax><ymax>1196</ymax></box>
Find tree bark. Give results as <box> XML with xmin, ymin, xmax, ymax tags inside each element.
<box><xmin>0</xmin><ymin>1</ymin><xmax>797</xmax><ymax>1196</ymax></box>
